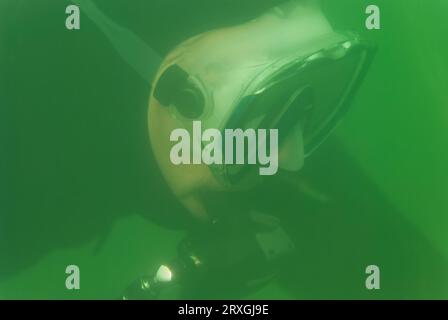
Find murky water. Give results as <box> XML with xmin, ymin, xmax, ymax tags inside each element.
<box><xmin>0</xmin><ymin>0</ymin><xmax>447</xmax><ymax>299</ymax></box>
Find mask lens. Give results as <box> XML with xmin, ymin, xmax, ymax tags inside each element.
<box><xmin>299</xmin><ymin>48</ymin><xmax>368</xmax><ymax>151</ymax></box>
<box><xmin>222</xmin><ymin>43</ymin><xmax>371</xmax><ymax>183</ymax></box>
<box><xmin>229</xmin><ymin>45</ymin><xmax>369</xmax><ymax>154</ymax></box>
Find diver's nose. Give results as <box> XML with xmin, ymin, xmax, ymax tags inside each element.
<box><xmin>279</xmin><ymin>123</ymin><xmax>305</xmax><ymax>172</ymax></box>
<box><xmin>278</xmin><ymin>86</ymin><xmax>314</xmax><ymax>172</ymax></box>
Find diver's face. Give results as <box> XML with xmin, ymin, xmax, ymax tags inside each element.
<box><xmin>148</xmin><ymin>1</ymin><xmax>332</xmax><ymax>220</ymax></box>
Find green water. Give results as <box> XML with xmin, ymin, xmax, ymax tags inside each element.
<box><xmin>1</xmin><ymin>0</ymin><xmax>447</xmax><ymax>299</ymax></box>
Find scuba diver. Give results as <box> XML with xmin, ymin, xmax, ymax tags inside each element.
<box><xmin>70</xmin><ymin>0</ymin><xmax>376</xmax><ymax>299</ymax></box>
<box><xmin>2</xmin><ymin>0</ymin><xmax>446</xmax><ymax>299</ymax></box>
<box><xmin>88</xmin><ymin>0</ymin><xmax>373</xmax><ymax>299</ymax></box>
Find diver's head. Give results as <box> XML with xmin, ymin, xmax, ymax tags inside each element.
<box><xmin>148</xmin><ymin>0</ymin><xmax>373</xmax><ymax>219</ymax></box>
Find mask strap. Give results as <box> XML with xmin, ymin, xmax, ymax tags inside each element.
<box><xmin>72</xmin><ymin>0</ymin><xmax>162</xmax><ymax>85</ymax></box>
